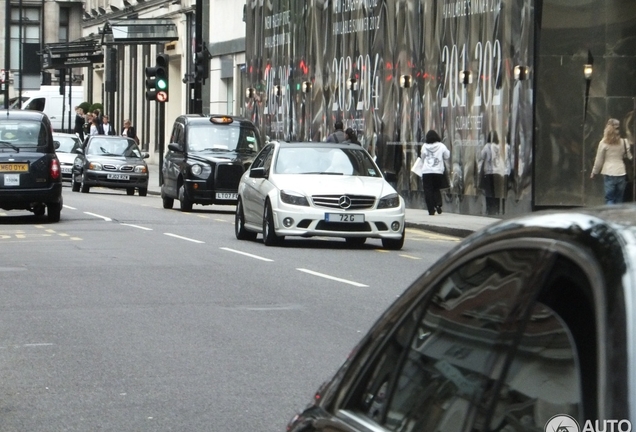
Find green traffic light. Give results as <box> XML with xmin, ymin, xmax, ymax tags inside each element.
<box><xmin>156</xmin><ymin>79</ymin><xmax>168</xmax><ymax>90</ymax></box>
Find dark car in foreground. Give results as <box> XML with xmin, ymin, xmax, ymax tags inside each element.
<box><xmin>0</xmin><ymin>110</ymin><xmax>63</xmax><ymax>222</ymax></box>
<box><xmin>161</xmin><ymin>114</ymin><xmax>262</xmax><ymax>211</ymax></box>
<box><xmin>71</xmin><ymin>135</ymin><xmax>149</xmax><ymax>195</ymax></box>
<box><xmin>287</xmin><ymin>205</ymin><xmax>636</xmax><ymax>432</ymax></box>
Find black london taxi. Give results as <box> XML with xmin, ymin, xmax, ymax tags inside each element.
<box><xmin>0</xmin><ymin>110</ymin><xmax>63</xmax><ymax>222</ymax></box>
<box><xmin>287</xmin><ymin>205</ymin><xmax>636</xmax><ymax>432</ymax></box>
<box><xmin>161</xmin><ymin>114</ymin><xmax>262</xmax><ymax>211</ymax></box>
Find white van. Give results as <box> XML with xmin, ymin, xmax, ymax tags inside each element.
<box><xmin>16</xmin><ymin>85</ymin><xmax>85</xmax><ymax>132</ymax></box>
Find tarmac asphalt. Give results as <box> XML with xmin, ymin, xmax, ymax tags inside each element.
<box><xmin>144</xmin><ymin>161</ymin><xmax>500</xmax><ymax>238</ymax></box>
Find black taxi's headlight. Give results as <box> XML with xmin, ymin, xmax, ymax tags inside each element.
<box><xmin>191</xmin><ymin>164</ymin><xmax>203</xmax><ymax>176</ymax></box>
<box><xmin>280</xmin><ymin>190</ymin><xmax>309</xmax><ymax>206</ymax></box>
<box><xmin>377</xmin><ymin>193</ymin><xmax>400</xmax><ymax>209</ymax></box>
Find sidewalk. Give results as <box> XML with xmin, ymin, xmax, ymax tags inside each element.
<box><xmin>145</xmin><ymin>162</ymin><xmax>500</xmax><ymax>238</ymax></box>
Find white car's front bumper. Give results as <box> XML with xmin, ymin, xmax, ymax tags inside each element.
<box><xmin>270</xmin><ymin>202</ymin><xmax>405</xmax><ymax>239</ymax></box>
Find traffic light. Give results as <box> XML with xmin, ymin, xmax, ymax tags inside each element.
<box><xmin>55</xmin><ymin>68</ymin><xmax>66</xmax><ymax>95</ymax></box>
<box><xmin>144</xmin><ymin>54</ymin><xmax>169</xmax><ymax>102</ymax></box>
<box><xmin>193</xmin><ymin>50</ymin><xmax>209</xmax><ymax>82</ymax></box>
<box><xmin>155</xmin><ymin>54</ymin><xmax>169</xmax><ymax>102</ymax></box>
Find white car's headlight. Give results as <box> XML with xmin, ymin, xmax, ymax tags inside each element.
<box><xmin>280</xmin><ymin>190</ymin><xmax>309</xmax><ymax>206</ymax></box>
<box><xmin>191</xmin><ymin>164</ymin><xmax>202</xmax><ymax>176</ymax></box>
<box><xmin>88</xmin><ymin>162</ymin><xmax>102</xmax><ymax>170</ymax></box>
<box><xmin>377</xmin><ymin>193</ymin><xmax>400</xmax><ymax>209</ymax></box>
<box><xmin>134</xmin><ymin>165</ymin><xmax>147</xmax><ymax>173</ymax></box>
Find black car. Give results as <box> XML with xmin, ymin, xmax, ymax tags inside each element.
<box><xmin>287</xmin><ymin>205</ymin><xmax>636</xmax><ymax>432</ymax></box>
<box><xmin>161</xmin><ymin>114</ymin><xmax>262</xmax><ymax>211</ymax></box>
<box><xmin>0</xmin><ymin>110</ymin><xmax>63</xmax><ymax>222</ymax></box>
<box><xmin>71</xmin><ymin>135</ymin><xmax>150</xmax><ymax>195</ymax></box>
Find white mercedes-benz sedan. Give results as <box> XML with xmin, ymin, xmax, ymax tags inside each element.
<box><xmin>235</xmin><ymin>141</ymin><xmax>406</xmax><ymax>249</ymax></box>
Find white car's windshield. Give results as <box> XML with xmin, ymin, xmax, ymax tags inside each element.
<box><xmin>55</xmin><ymin>136</ymin><xmax>81</xmax><ymax>153</ymax></box>
<box><xmin>87</xmin><ymin>138</ymin><xmax>141</xmax><ymax>158</ymax></box>
<box><xmin>274</xmin><ymin>147</ymin><xmax>382</xmax><ymax>177</ymax></box>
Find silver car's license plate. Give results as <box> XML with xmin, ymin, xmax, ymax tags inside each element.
<box><xmin>61</xmin><ymin>167</ymin><xmax>72</xmax><ymax>174</ymax></box>
<box><xmin>325</xmin><ymin>213</ymin><xmax>365</xmax><ymax>223</ymax></box>
<box><xmin>216</xmin><ymin>192</ymin><xmax>238</xmax><ymax>200</ymax></box>
<box><xmin>107</xmin><ymin>174</ymin><xmax>130</xmax><ymax>180</ymax></box>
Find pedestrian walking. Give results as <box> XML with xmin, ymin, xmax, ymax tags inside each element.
<box><xmin>74</xmin><ymin>106</ymin><xmax>85</xmax><ymax>141</ymax></box>
<box><xmin>121</xmin><ymin>119</ymin><xmax>139</xmax><ymax>145</ymax></box>
<box><xmin>478</xmin><ymin>131</ymin><xmax>502</xmax><ymax>215</ymax></box>
<box><xmin>102</xmin><ymin>115</ymin><xmax>115</xmax><ymax>135</ymax></box>
<box><xmin>343</xmin><ymin>127</ymin><xmax>361</xmax><ymax>145</ymax></box>
<box><xmin>89</xmin><ymin>116</ymin><xmax>104</xmax><ymax>136</ymax></box>
<box><xmin>326</xmin><ymin>120</ymin><xmax>347</xmax><ymax>143</ymax></box>
<box><xmin>420</xmin><ymin>129</ymin><xmax>450</xmax><ymax>215</ymax></box>
<box><xmin>591</xmin><ymin>118</ymin><xmax>633</xmax><ymax>204</ymax></box>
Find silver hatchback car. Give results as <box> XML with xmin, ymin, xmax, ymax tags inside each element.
<box><xmin>287</xmin><ymin>205</ymin><xmax>636</xmax><ymax>432</ymax></box>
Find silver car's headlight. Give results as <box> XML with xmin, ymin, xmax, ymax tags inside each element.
<box><xmin>134</xmin><ymin>165</ymin><xmax>147</xmax><ymax>173</ymax></box>
<box><xmin>377</xmin><ymin>193</ymin><xmax>400</xmax><ymax>209</ymax></box>
<box><xmin>191</xmin><ymin>164</ymin><xmax>202</xmax><ymax>176</ymax></box>
<box><xmin>88</xmin><ymin>162</ymin><xmax>102</xmax><ymax>170</ymax></box>
<box><xmin>280</xmin><ymin>190</ymin><xmax>309</xmax><ymax>206</ymax></box>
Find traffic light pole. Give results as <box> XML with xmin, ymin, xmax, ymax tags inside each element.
<box><xmin>158</xmin><ymin>101</ymin><xmax>165</xmax><ymax>186</ymax></box>
<box><xmin>193</xmin><ymin>0</ymin><xmax>203</xmax><ymax>114</ymax></box>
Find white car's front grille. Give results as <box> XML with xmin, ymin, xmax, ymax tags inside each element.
<box><xmin>311</xmin><ymin>194</ymin><xmax>376</xmax><ymax>209</ymax></box>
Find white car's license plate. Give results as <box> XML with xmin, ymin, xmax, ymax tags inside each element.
<box><xmin>325</xmin><ymin>213</ymin><xmax>365</xmax><ymax>223</ymax></box>
<box><xmin>107</xmin><ymin>174</ymin><xmax>130</xmax><ymax>180</ymax></box>
<box><xmin>3</xmin><ymin>174</ymin><xmax>19</xmax><ymax>186</ymax></box>
<box><xmin>61</xmin><ymin>167</ymin><xmax>72</xmax><ymax>174</ymax></box>
<box><xmin>216</xmin><ymin>192</ymin><xmax>238</xmax><ymax>200</ymax></box>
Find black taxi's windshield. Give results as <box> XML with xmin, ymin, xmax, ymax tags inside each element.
<box><xmin>186</xmin><ymin>125</ymin><xmax>260</xmax><ymax>154</ymax></box>
<box><xmin>0</xmin><ymin>121</ymin><xmax>49</xmax><ymax>150</ymax></box>
<box><xmin>87</xmin><ymin>138</ymin><xmax>142</xmax><ymax>158</ymax></box>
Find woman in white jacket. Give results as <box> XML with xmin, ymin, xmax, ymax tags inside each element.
<box><xmin>421</xmin><ymin>130</ymin><xmax>450</xmax><ymax>215</ymax></box>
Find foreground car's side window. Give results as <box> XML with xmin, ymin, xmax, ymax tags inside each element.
<box><xmin>342</xmin><ymin>249</ymin><xmax>583</xmax><ymax>432</ymax></box>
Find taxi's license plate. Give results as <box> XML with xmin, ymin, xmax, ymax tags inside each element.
<box><xmin>0</xmin><ymin>163</ymin><xmax>28</xmax><ymax>172</ymax></box>
<box><xmin>3</xmin><ymin>174</ymin><xmax>20</xmax><ymax>186</ymax></box>
<box><xmin>325</xmin><ymin>213</ymin><xmax>364</xmax><ymax>223</ymax></box>
<box><xmin>107</xmin><ymin>174</ymin><xmax>130</xmax><ymax>180</ymax></box>
<box><xmin>216</xmin><ymin>192</ymin><xmax>238</xmax><ymax>200</ymax></box>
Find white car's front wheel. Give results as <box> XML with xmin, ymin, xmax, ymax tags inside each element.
<box><xmin>382</xmin><ymin>229</ymin><xmax>405</xmax><ymax>250</ymax></box>
<box><xmin>262</xmin><ymin>200</ymin><xmax>284</xmax><ymax>246</ymax></box>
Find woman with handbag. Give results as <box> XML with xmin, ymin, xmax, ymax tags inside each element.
<box><xmin>591</xmin><ymin>118</ymin><xmax>633</xmax><ymax>204</ymax></box>
<box><xmin>420</xmin><ymin>130</ymin><xmax>450</xmax><ymax>215</ymax></box>
<box><xmin>121</xmin><ymin>119</ymin><xmax>140</xmax><ymax>146</ymax></box>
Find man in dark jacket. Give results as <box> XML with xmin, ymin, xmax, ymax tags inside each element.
<box><xmin>326</xmin><ymin>120</ymin><xmax>347</xmax><ymax>143</ymax></box>
<box><xmin>74</xmin><ymin>106</ymin><xmax>85</xmax><ymax>140</ymax></box>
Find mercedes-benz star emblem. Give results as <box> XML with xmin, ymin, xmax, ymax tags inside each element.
<box><xmin>339</xmin><ymin>196</ymin><xmax>352</xmax><ymax>209</ymax></box>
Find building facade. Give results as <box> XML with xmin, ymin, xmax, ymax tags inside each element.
<box><xmin>243</xmin><ymin>0</ymin><xmax>636</xmax><ymax>216</ymax></box>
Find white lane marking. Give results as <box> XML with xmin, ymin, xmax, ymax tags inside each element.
<box><xmin>164</xmin><ymin>233</ymin><xmax>205</xmax><ymax>244</ymax></box>
<box><xmin>63</xmin><ymin>205</ymin><xmax>76</xmax><ymax>210</ymax></box>
<box><xmin>121</xmin><ymin>223</ymin><xmax>153</xmax><ymax>231</ymax></box>
<box><xmin>297</xmin><ymin>268</ymin><xmax>368</xmax><ymax>287</ymax></box>
<box><xmin>23</xmin><ymin>343</ymin><xmax>54</xmax><ymax>347</ymax></box>
<box><xmin>220</xmin><ymin>247</ymin><xmax>274</xmax><ymax>262</ymax></box>
<box><xmin>399</xmin><ymin>254</ymin><xmax>421</xmax><ymax>260</ymax></box>
<box><xmin>84</xmin><ymin>212</ymin><xmax>112</xmax><ymax>222</ymax></box>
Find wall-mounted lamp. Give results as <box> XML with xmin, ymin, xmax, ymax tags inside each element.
<box><xmin>584</xmin><ymin>64</ymin><xmax>593</xmax><ymax>80</ymax></box>
<box><xmin>274</xmin><ymin>85</ymin><xmax>284</xmax><ymax>97</ymax></box>
<box><xmin>301</xmin><ymin>81</ymin><xmax>312</xmax><ymax>93</ymax></box>
<box><xmin>245</xmin><ymin>87</ymin><xmax>256</xmax><ymax>99</ymax></box>
<box><xmin>399</xmin><ymin>75</ymin><xmax>412</xmax><ymax>88</ymax></box>
<box><xmin>346</xmin><ymin>78</ymin><xmax>358</xmax><ymax>91</ymax></box>
<box><xmin>459</xmin><ymin>70</ymin><xmax>472</xmax><ymax>85</ymax></box>
<box><xmin>513</xmin><ymin>65</ymin><xmax>529</xmax><ymax>81</ymax></box>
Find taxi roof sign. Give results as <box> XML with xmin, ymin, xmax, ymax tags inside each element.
<box><xmin>210</xmin><ymin>115</ymin><xmax>233</xmax><ymax>125</ymax></box>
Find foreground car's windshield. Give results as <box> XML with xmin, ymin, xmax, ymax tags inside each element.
<box><xmin>186</xmin><ymin>125</ymin><xmax>259</xmax><ymax>153</ymax></box>
<box><xmin>87</xmin><ymin>138</ymin><xmax>142</xmax><ymax>158</ymax></box>
<box><xmin>55</xmin><ymin>136</ymin><xmax>81</xmax><ymax>153</ymax></box>
<box><xmin>0</xmin><ymin>121</ymin><xmax>48</xmax><ymax>150</ymax></box>
<box><xmin>274</xmin><ymin>146</ymin><xmax>382</xmax><ymax>177</ymax></box>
